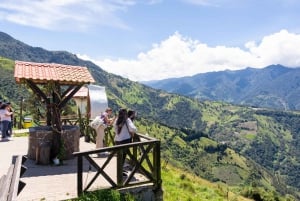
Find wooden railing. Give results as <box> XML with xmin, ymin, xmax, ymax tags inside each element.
<box><xmin>0</xmin><ymin>155</ymin><xmax>27</xmax><ymax>201</ymax></box>
<box><xmin>38</xmin><ymin>115</ymin><xmax>80</xmax><ymax>126</ymax></box>
<box><xmin>73</xmin><ymin>133</ymin><xmax>161</xmax><ymax>196</ymax></box>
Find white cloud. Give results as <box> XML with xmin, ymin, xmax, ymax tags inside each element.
<box><xmin>246</xmin><ymin>30</ymin><xmax>300</xmax><ymax>67</ymax></box>
<box><xmin>78</xmin><ymin>30</ymin><xmax>300</xmax><ymax>81</ymax></box>
<box><xmin>0</xmin><ymin>0</ymin><xmax>137</xmax><ymax>30</ymax></box>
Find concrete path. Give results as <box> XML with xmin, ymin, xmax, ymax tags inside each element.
<box><xmin>0</xmin><ymin>134</ymin><xmax>118</xmax><ymax>201</ymax></box>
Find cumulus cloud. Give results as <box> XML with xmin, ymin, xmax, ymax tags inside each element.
<box><xmin>246</xmin><ymin>30</ymin><xmax>300</xmax><ymax>67</ymax></box>
<box><xmin>78</xmin><ymin>30</ymin><xmax>300</xmax><ymax>81</ymax></box>
<box><xmin>0</xmin><ymin>0</ymin><xmax>138</xmax><ymax>30</ymax></box>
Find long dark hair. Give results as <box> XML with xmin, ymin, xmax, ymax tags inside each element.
<box><xmin>116</xmin><ymin>108</ymin><xmax>128</xmax><ymax>134</ymax></box>
<box><xmin>128</xmin><ymin>110</ymin><xmax>136</xmax><ymax>121</ymax></box>
<box><xmin>0</xmin><ymin>103</ymin><xmax>7</xmax><ymax>109</ymax></box>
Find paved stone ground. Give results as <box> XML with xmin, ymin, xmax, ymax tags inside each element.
<box><xmin>0</xmin><ymin>131</ymin><xmax>118</xmax><ymax>201</ymax></box>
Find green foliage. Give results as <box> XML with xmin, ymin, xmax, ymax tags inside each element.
<box><xmin>162</xmin><ymin>163</ymin><xmax>252</xmax><ymax>201</ymax></box>
<box><xmin>240</xmin><ymin>186</ymin><xmax>294</xmax><ymax>201</ymax></box>
<box><xmin>70</xmin><ymin>189</ymin><xmax>135</xmax><ymax>201</ymax></box>
<box><xmin>0</xmin><ymin>57</ymin><xmax>24</xmax><ymax>102</ymax></box>
<box><xmin>139</xmin><ymin>112</ymin><xmax>298</xmax><ymax>200</ymax></box>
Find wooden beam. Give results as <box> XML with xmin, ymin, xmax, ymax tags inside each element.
<box><xmin>26</xmin><ymin>80</ymin><xmax>49</xmax><ymax>103</ymax></box>
<box><xmin>58</xmin><ymin>85</ymin><xmax>83</xmax><ymax>109</ymax></box>
<box><xmin>61</xmin><ymin>85</ymin><xmax>75</xmax><ymax>98</ymax></box>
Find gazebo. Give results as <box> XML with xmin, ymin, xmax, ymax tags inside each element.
<box><xmin>14</xmin><ymin>60</ymin><xmax>95</xmax><ymax>163</ymax></box>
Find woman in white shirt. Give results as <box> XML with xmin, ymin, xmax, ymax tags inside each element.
<box><xmin>114</xmin><ymin>108</ymin><xmax>137</xmax><ymax>144</ymax></box>
<box><xmin>114</xmin><ymin>108</ymin><xmax>137</xmax><ymax>164</ymax></box>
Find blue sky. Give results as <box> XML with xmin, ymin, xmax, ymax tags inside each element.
<box><xmin>1</xmin><ymin>0</ymin><xmax>300</xmax><ymax>81</ymax></box>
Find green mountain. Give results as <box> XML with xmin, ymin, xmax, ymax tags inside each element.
<box><xmin>0</xmin><ymin>31</ymin><xmax>299</xmax><ymax>200</ymax></box>
<box><xmin>143</xmin><ymin>65</ymin><xmax>300</xmax><ymax>110</ymax></box>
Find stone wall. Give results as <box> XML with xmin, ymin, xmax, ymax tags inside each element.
<box><xmin>28</xmin><ymin>125</ymin><xmax>80</xmax><ymax>163</ymax></box>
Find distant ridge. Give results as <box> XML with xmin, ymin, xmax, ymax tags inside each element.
<box><xmin>143</xmin><ymin>64</ymin><xmax>300</xmax><ymax>110</ymax></box>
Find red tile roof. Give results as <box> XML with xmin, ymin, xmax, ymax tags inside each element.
<box><xmin>14</xmin><ymin>61</ymin><xmax>95</xmax><ymax>85</ymax></box>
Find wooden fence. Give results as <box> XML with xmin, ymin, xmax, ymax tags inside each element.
<box><xmin>73</xmin><ymin>133</ymin><xmax>161</xmax><ymax>196</ymax></box>
<box><xmin>0</xmin><ymin>155</ymin><xmax>27</xmax><ymax>201</ymax></box>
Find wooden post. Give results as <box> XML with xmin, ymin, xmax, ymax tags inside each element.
<box><xmin>18</xmin><ymin>97</ymin><xmax>23</xmax><ymax>129</ymax></box>
<box><xmin>51</xmin><ymin>84</ymin><xmax>63</xmax><ymax>160</ymax></box>
<box><xmin>77</xmin><ymin>155</ymin><xmax>83</xmax><ymax>196</ymax></box>
<box><xmin>153</xmin><ymin>141</ymin><xmax>162</xmax><ymax>190</ymax></box>
<box><xmin>116</xmin><ymin>150</ymin><xmax>123</xmax><ymax>187</ymax></box>
<box><xmin>132</xmin><ymin>135</ymin><xmax>140</xmax><ymax>160</ymax></box>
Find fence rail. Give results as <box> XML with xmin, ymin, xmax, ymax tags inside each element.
<box><xmin>73</xmin><ymin>133</ymin><xmax>161</xmax><ymax>196</ymax></box>
<box><xmin>0</xmin><ymin>155</ymin><xmax>27</xmax><ymax>201</ymax></box>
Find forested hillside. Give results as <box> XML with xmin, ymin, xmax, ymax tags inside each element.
<box><xmin>1</xmin><ymin>31</ymin><xmax>299</xmax><ymax>200</ymax></box>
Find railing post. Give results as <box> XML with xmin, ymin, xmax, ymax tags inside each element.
<box><xmin>77</xmin><ymin>155</ymin><xmax>83</xmax><ymax>196</ymax></box>
<box><xmin>116</xmin><ymin>149</ymin><xmax>123</xmax><ymax>187</ymax></box>
<box><xmin>153</xmin><ymin>141</ymin><xmax>163</xmax><ymax>201</ymax></box>
<box><xmin>132</xmin><ymin>135</ymin><xmax>139</xmax><ymax>159</ymax></box>
<box><xmin>153</xmin><ymin>141</ymin><xmax>161</xmax><ymax>190</ymax></box>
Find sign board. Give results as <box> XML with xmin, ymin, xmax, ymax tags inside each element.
<box><xmin>88</xmin><ymin>85</ymin><xmax>108</xmax><ymax>119</ymax></box>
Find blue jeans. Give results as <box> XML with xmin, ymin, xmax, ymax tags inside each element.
<box><xmin>8</xmin><ymin>121</ymin><xmax>12</xmax><ymax>136</ymax></box>
<box><xmin>1</xmin><ymin>121</ymin><xmax>10</xmax><ymax>138</ymax></box>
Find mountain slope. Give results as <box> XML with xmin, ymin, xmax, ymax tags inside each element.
<box><xmin>144</xmin><ymin>65</ymin><xmax>300</xmax><ymax>110</ymax></box>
